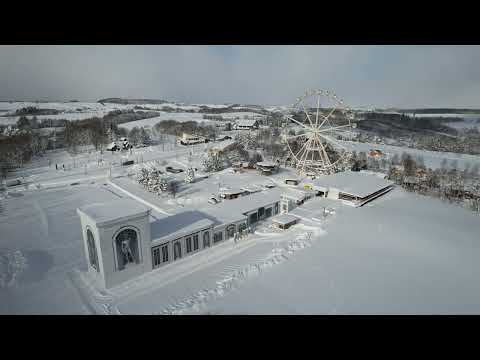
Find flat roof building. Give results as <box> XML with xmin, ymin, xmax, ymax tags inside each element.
<box><xmin>234</xmin><ymin>119</ymin><xmax>259</xmax><ymax>130</ymax></box>
<box><xmin>303</xmin><ymin>171</ymin><xmax>394</xmax><ymax>207</ymax></box>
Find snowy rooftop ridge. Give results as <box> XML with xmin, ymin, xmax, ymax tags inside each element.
<box><xmin>77</xmin><ymin>198</ymin><xmax>150</xmax><ymax>226</ymax></box>
<box><xmin>309</xmin><ymin>171</ymin><xmax>394</xmax><ymax>198</ymax></box>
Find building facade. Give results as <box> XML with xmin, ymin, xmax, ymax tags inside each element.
<box><xmin>77</xmin><ymin>191</ymin><xmax>281</xmax><ymax>289</ymax></box>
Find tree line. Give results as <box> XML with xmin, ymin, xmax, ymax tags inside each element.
<box><xmin>358</xmin><ymin>151</ymin><xmax>480</xmax><ymax>213</ymax></box>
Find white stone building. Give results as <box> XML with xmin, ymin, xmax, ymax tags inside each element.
<box><xmin>77</xmin><ymin>190</ymin><xmax>281</xmax><ymax>289</ymax></box>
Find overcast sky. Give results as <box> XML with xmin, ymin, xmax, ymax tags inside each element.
<box><xmin>1</xmin><ymin>45</ymin><xmax>479</xmax><ymax>108</ymax></box>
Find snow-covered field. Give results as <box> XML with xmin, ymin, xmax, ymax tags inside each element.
<box><xmin>119</xmin><ymin>112</ymin><xmax>266</xmax><ymax>131</ymax></box>
<box><xmin>118</xmin><ymin>114</ymin><xmax>213</xmax><ymax>130</ymax></box>
<box><xmin>402</xmin><ymin>113</ymin><xmax>480</xmax><ymax>131</ymax></box>
<box><xmin>0</xmin><ymin>101</ymin><xmax>131</xmax><ymax>125</ymax></box>
<box><xmin>337</xmin><ymin>139</ymin><xmax>480</xmax><ymax>171</ymax></box>
<box><xmin>2</xmin><ymin>175</ymin><xmax>480</xmax><ymax>314</ymax></box>
<box><xmin>0</xmin><ymin>101</ymin><xmax>270</xmax><ymax>126</ymax></box>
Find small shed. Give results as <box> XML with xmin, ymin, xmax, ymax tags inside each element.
<box><xmin>256</xmin><ymin>161</ymin><xmax>279</xmax><ymax>175</ymax></box>
<box><xmin>272</xmin><ymin>214</ymin><xmax>300</xmax><ymax>230</ymax></box>
<box><xmin>219</xmin><ymin>188</ymin><xmax>247</xmax><ymax>200</ymax></box>
<box><xmin>234</xmin><ymin>119</ymin><xmax>259</xmax><ymax>130</ymax></box>
<box><xmin>284</xmin><ymin>179</ymin><xmax>300</xmax><ymax>186</ymax></box>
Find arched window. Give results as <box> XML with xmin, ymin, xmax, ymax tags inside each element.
<box><xmin>173</xmin><ymin>241</ymin><xmax>182</xmax><ymax>260</ymax></box>
<box><xmin>87</xmin><ymin>229</ymin><xmax>99</xmax><ymax>272</ymax></box>
<box><xmin>114</xmin><ymin>228</ymin><xmax>140</xmax><ymax>271</ymax></box>
<box><xmin>226</xmin><ymin>225</ymin><xmax>235</xmax><ymax>239</ymax></box>
<box><xmin>203</xmin><ymin>231</ymin><xmax>210</xmax><ymax>248</ymax></box>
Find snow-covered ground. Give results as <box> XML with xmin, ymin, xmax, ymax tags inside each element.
<box><xmin>2</xmin><ymin>175</ymin><xmax>480</xmax><ymax>314</ymax></box>
<box><xmin>400</xmin><ymin>113</ymin><xmax>480</xmax><ymax>131</ymax></box>
<box><xmin>336</xmin><ymin>139</ymin><xmax>480</xmax><ymax>171</ymax></box>
<box><xmin>202</xmin><ymin>189</ymin><xmax>480</xmax><ymax>314</ymax></box>
<box><xmin>0</xmin><ymin>101</ymin><xmax>271</xmax><ymax>126</ymax></box>
<box><xmin>1</xmin><ymin>136</ymin><xmax>480</xmax><ymax>314</ymax></box>
<box><xmin>2</xmin><ymin>111</ymin><xmax>480</xmax><ymax>314</ymax></box>
<box><xmin>118</xmin><ymin>114</ymin><xmax>213</xmax><ymax>130</ymax></box>
<box><xmin>119</xmin><ymin>112</ymin><xmax>266</xmax><ymax>131</ymax></box>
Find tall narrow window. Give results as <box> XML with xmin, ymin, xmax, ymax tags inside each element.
<box><xmin>152</xmin><ymin>247</ymin><xmax>161</xmax><ymax>268</ymax></box>
<box><xmin>186</xmin><ymin>237</ymin><xmax>192</xmax><ymax>253</ymax></box>
<box><xmin>203</xmin><ymin>231</ymin><xmax>210</xmax><ymax>248</ymax></box>
<box><xmin>193</xmin><ymin>234</ymin><xmax>199</xmax><ymax>250</ymax></box>
<box><xmin>87</xmin><ymin>229</ymin><xmax>99</xmax><ymax>272</ymax></box>
<box><xmin>161</xmin><ymin>244</ymin><xmax>169</xmax><ymax>263</ymax></box>
<box><xmin>266</xmin><ymin>207</ymin><xmax>272</xmax><ymax>218</ymax></box>
<box><xmin>174</xmin><ymin>241</ymin><xmax>182</xmax><ymax>260</ymax></box>
<box><xmin>258</xmin><ymin>207</ymin><xmax>265</xmax><ymax>219</ymax></box>
<box><xmin>214</xmin><ymin>231</ymin><xmax>223</xmax><ymax>243</ymax></box>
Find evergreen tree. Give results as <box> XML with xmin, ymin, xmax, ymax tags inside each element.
<box><xmin>159</xmin><ymin>176</ymin><xmax>169</xmax><ymax>192</ymax></box>
<box><xmin>185</xmin><ymin>167</ymin><xmax>195</xmax><ymax>184</ymax></box>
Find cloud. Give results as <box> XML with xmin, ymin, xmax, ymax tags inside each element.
<box><xmin>0</xmin><ymin>45</ymin><xmax>479</xmax><ymax>108</ymax></box>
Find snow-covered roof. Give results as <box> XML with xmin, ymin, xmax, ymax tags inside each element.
<box><xmin>256</xmin><ymin>161</ymin><xmax>277</xmax><ymax>168</ymax></box>
<box><xmin>272</xmin><ymin>214</ymin><xmax>300</xmax><ymax>226</ymax></box>
<box><xmin>309</xmin><ymin>171</ymin><xmax>394</xmax><ymax>198</ymax></box>
<box><xmin>206</xmin><ymin>188</ymin><xmax>281</xmax><ymax>222</ymax></box>
<box><xmin>77</xmin><ymin>198</ymin><xmax>150</xmax><ymax>226</ymax></box>
<box><xmin>235</xmin><ymin>119</ymin><xmax>258</xmax><ymax>127</ymax></box>
<box><xmin>241</xmin><ymin>184</ymin><xmax>263</xmax><ymax>193</ymax></box>
<box><xmin>220</xmin><ymin>187</ymin><xmax>247</xmax><ymax>195</ymax></box>
<box><xmin>281</xmin><ymin>188</ymin><xmax>311</xmax><ymax>201</ymax></box>
<box><xmin>200</xmin><ymin>206</ymin><xmax>247</xmax><ymax>225</ymax></box>
<box><xmin>210</xmin><ymin>140</ymin><xmax>237</xmax><ymax>152</ymax></box>
<box><xmin>151</xmin><ymin>211</ymin><xmax>214</xmax><ymax>244</ymax></box>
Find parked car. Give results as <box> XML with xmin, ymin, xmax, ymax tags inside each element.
<box><xmin>166</xmin><ymin>166</ymin><xmax>184</xmax><ymax>174</ymax></box>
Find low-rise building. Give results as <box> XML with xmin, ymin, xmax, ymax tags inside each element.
<box><xmin>272</xmin><ymin>214</ymin><xmax>300</xmax><ymax>230</ymax></box>
<box><xmin>234</xmin><ymin>119</ymin><xmax>259</xmax><ymax>130</ymax></box>
<box><xmin>303</xmin><ymin>171</ymin><xmax>394</xmax><ymax>207</ymax></box>
<box><xmin>280</xmin><ymin>188</ymin><xmax>315</xmax><ymax>213</ymax></box>
<box><xmin>256</xmin><ymin>161</ymin><xmax>279</xmax><ymax>175</ymax></box>
<box><xmin>77</xmin><ymin>189</ymin><xmax>282</xmax><ymax>289</ymax></box>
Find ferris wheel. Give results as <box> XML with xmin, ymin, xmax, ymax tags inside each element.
<box><xmin>284</xmin><ymin>89</ymin><xmax>356</xmax><ymax>175</ymax></box>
